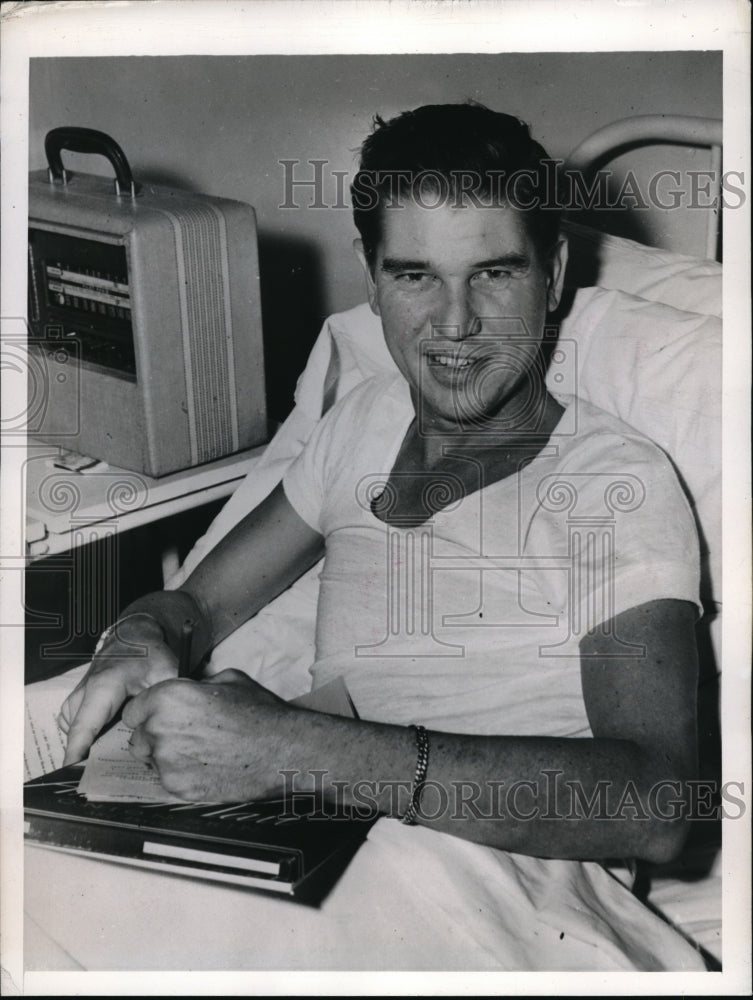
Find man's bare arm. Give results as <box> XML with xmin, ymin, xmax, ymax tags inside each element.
<box><xmin>404</xmin><ymin>597</ymin><xmax>699</xmax><ymax>861</ymax></box>
<box><xmin>178</xmin><ymin>482</ymin><xmax>325</xmax><ymax>651</ymax></box>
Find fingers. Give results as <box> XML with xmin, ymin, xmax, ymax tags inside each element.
<box><xmin>57</xmin><ymin>696</ymin><xmax>78</xmax><ymax>735</ymax></box>
<box><xmin>58</xmin><ymin>680</ymin><xmax>87</xmax><ymax>735</ymax></box>
<box><xmin>126</xmin><ymin>725</ymin><xmax>154</xmax><ymax>766</ymax></box>
<box><xmin>62</xmin><ymin>677</ymin><xmax>127</xmax><ymax>766</ymax></box>
<box><xmin>62</xmin><ymin>665</ymin><xmax>257</xmax><ymax>770</ymax></box>
<box><xmin>60</xmin><ymin>637</ymin><xmax>179</xmax><ymax>765</ymax></box>
<box><xmin>121</xmin><ymin>677</ymin><xmax>186</xmax><ymax>730</ymax></box>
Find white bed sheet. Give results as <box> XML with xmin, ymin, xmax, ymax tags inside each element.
<box><xmin>24</xmin><ymin>669</ymin><xmax>713</xmax><ymax>972</ymax></box>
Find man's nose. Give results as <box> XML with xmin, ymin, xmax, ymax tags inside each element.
<box><xmin>433</xmin><ymin>286</ymin><xmax>476</xmax><ymax>341</ymax></box>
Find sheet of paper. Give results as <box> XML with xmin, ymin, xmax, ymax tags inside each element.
<box><xmin>77</xmin><ymin>720</ymin><xmax>184</xmax><ymax>803</ymax></box>
<box><xmin>24</xmin><ymin>664</ymin><xmax>89</xmax><ymax>781</ymax></box>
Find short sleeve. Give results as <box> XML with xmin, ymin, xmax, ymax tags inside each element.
<box><xmin>283</xmin><ymin>378</ymin><xmax>376</xmax><ymax>534</ymax></box>
<box><xmin>529</xmin><ymin>429</ymin><xmax>702</xmax><ymax>635</ymax></box>
<box><xmin>282</xmin><ymin>403</ymin><xmax>334</xmax><ymax>534</ymax></box>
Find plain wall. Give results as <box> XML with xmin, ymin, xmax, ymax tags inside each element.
<box><xmin>29</xmin><ymin>52</ymin><xmax>722</xmax><ymax>413</ymax></box>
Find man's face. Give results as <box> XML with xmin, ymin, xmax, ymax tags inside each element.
<box><xmin>356</xmin><ymin>197</ymin><xmax>567</xmax><ymax>435</ymax></box>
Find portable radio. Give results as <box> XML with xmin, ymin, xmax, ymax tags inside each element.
<box><xmin>27</xmin><ymin>127</ymin><xmax>267</xmax><ymax>477</ymax></box>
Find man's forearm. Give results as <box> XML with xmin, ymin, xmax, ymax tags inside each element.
<box><xmin>276</xmin><ymin>709</ymin><xmax>694</xmax><ymax>864</ymax></box>
<box><xmin>178</xmin><ymin>482</ymin><xmax>324</xmax><ymax>649</ymax></box>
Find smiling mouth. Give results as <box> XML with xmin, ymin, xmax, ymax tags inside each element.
<box><xmin>426</xmin><ymin>351</ymin><xmax>476</xmax><ymax>369</ymax></box>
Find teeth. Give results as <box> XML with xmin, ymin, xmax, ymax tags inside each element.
<box><xmin>429</xmin><ymin>353</ymin><xmax>473</xmax><ymax>367</ymax></box>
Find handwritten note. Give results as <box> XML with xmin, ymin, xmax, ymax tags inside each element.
<box><xmin>25</xmin><ymin>664</ymin><xmax>88</xmax><ymax>781</ymax></box>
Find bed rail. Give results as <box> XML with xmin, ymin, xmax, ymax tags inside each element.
<box><xmin>565</xmin><ymin>115</ymin><xmax>723</xmax><ymax>259</ymax></box>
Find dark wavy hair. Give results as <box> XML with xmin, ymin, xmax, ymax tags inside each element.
<box><xmin>351</xmin><ymin>102</ymin><xmax>561</xmax><ymax>268</ymax></box>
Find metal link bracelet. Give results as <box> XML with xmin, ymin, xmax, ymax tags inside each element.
<box><xmin>401</xmin><ymin>724</ymin><xmax>430</xmax><ymax>825</ymax></box>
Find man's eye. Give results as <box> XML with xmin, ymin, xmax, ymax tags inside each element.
<box><xmin>396</xmin><ymin>272</ymin><xmax>432</xmax><ymax>285</ymax></box>
<box><xmin>473</xmin><ymin>268</ymin><xmax>510</xmax><ymax>284</ymax></box>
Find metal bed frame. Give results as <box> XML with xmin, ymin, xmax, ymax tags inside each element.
<box><xmin>566</xmin><ymin>114</ymin><xmax>723</xmax><ymax>259</ymax></box>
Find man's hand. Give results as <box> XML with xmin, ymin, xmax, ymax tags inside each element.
<box><xmin>121</xmin><ymin>669</ymin><xmax>295</xmax><ymax>803</ymax></box>
<box><xmin>60</xmin><ymin>614</ymin><xmax>179</xmax><ymax>765</ymax></box>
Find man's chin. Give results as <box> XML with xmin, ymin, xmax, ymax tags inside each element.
<box><xmin>415</xmin><ymin>381</ymin><xmax>542</xmax><ymax>436</ymax></box>
<box><xmin>416</xmin><ymin>395</ymin><xmax>502</xmax><ymax>435</ymax></box>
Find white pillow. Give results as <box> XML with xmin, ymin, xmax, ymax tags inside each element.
<box><xmin>551</xmin><ymin>286</ymin><xmax>721</xmax><ymax>606</ymax></box>
<box><xmin>563</xmin><ymin>221</ymin><xmax>722</xmax><ymax>318</ymax></box>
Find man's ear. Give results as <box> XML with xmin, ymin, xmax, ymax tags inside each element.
<box><xmin>353</xmin><ymin>239</ymin><xmax>380</xmax><ymax>315</ymax></box>
<box><xmin>546</xmin><ymin>236</ymin><xmax>568</xmax><ymax>313</ymax></box>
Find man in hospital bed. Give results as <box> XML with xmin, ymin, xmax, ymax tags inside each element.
<box><xmin>57</xmin><ymin>104</ymin><xmax>707</xmax><ymax>970</ymax></box>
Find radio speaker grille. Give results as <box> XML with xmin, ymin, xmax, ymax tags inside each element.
<box><xmin>163</xmin><ymin>203</ymin><xmax>238</xmax><ymax>464</ymax></box>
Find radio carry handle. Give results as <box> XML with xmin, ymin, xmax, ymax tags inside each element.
<box><xmin>45</xmin><ymin>127</ymin><xmax>139</xmax><ymax>199</ymax></box>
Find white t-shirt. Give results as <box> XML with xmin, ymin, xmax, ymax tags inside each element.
<box><xmin>284</xmin><ymin>374</ymin><xmax>701</xmax><ymax>737</ymax></box>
